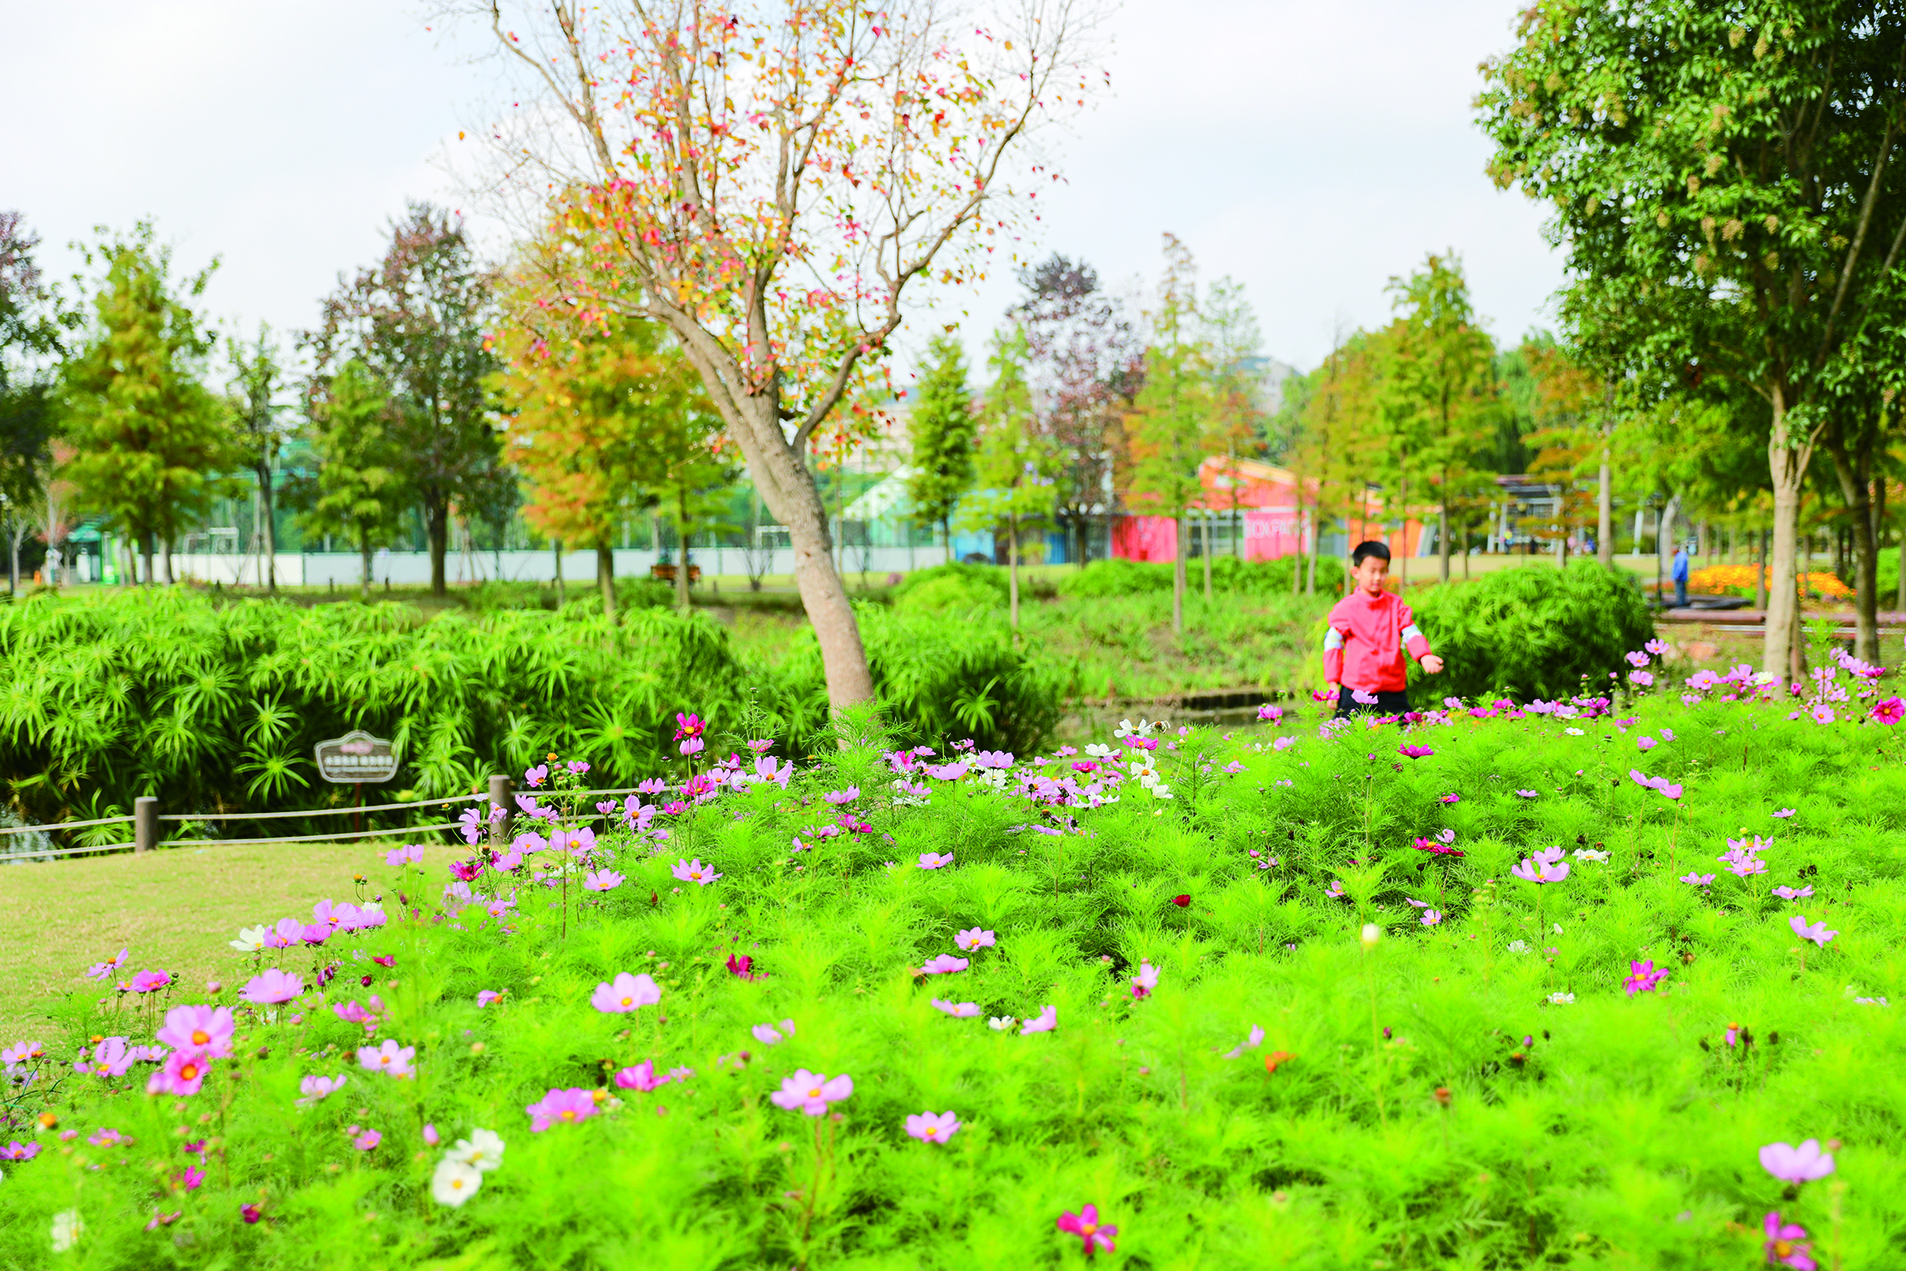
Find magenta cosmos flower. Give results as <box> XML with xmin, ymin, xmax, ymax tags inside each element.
<box><xmin>954</xmin><ymin>927</ymin><xmax>996</xmax><ymax>952</ymax></box>
<box><xmin>1763</xmin><ymin>1212</ymin><xmax>1815</xmax><ymax>1269</ymax></box>
<box><xmin>905</xmin><ymin>1110</ymin><xmax>961</xmax><ymax>1143</ymax></box>
<box><xmin>591</xmin><ymin>972</ymin><xmax>662</xmax><ymax>1013</ymax></box>
<box><xmin>1789</xmin><ymin>915</ymin><xmax>1837</xmax><ymax>948</ymax></box>
<box><xmin>155</xmin><ymin>1006</ymin><xmax>235</xmax><ymax>1060</ymax></box>
<box><xmin>1760</xmin><ymin>1139</ymin><xmax>1835</xmax><ymax>1183</ymax></box>
<box><xmin>1623</xmin><ymin>960</ymin><xmax>1669</xmax><ymax>996</ymax></box>
<box><xmin>240</xmin><ymin>969</ymin><xmax>303</xmax><ymax>1005</ymax></box>
<box><xmin>1870</xmin><ymin>696</ymin><xmax>1905</xmax><ymax>725</ymax></box>
<box><xmin>1057</xmin><ymin>1204</ymin><xmax>1117</xmax><ymax>1256</ymax></box>
<box><xmin>1130</xmin><ymin>959</ymin><xmax>1160</xmax><ymax>999</ymax></box>
<box><xmin>146</xmin><ymin>1049</ymin><xmax>213</xmax><ymax>1097</ymax></box>
<box><xmin>671</xmin><ymin>858</ymin><xmax>721</xmax><ymax>885</ymax></box>
<box><xmin>1397</xmin><ymin>744</ymin><xmax>1433</xmax><ymax>759</ymax></box>
<box><xmin>770</xmin><ymin>1069</ymin><xmax>853</xmax><ymax>1116</ymax></box>
<box><xmin>526</xmin><ymin>1087</ymin><xmax>599</xmax><ymax>1131</ymax></box>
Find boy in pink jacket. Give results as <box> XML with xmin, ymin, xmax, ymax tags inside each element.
<box><xmin>1322</xmin><ymin>540</ymin><xmax>1444</xmax><ymax>717</ymax></box>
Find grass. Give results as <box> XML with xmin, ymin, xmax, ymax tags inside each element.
<box><xmin>2</xmin><ymin>674</ymin><xmax>1903</xmax><ymax>1268</ymax></box>
<box><xmin>0</xmin><ymin>839</ymin><xmax>461</xmax><ymax>1038</ymax></box>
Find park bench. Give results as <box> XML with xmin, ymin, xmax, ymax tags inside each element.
<box><xmin>649</xmin><ymin>563</ymin><xmax>702</xmax><ymax>584</ymax></box>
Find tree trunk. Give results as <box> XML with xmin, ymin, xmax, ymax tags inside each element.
<box><xmin>554</xmin><ymin>537</ymin><xmax>566</xmax><ymax>606</ymax></box>
<box><xmin>1656</xmin><ymin>493</ymin><xmax>1681</xmax><ymax>603</ymax></box>
<box><xmin>1201</xmin><ymin>509</ymin><xmax>1213</xmax><ymax>602</ymax></box>
<box><xmin>1395</xmin><ymin>469</ymin><xmax>1409</xmax><ymax>588</ymax></box>
<box><xmin>598</xmin><ymin>541</ymin><xmax>618</xmax><ymax>624</ymax></box>
<box><xmin>255</xmin><ymin>461</ymin><xmax>278</xmax><ymax>593</ymax></box>
<box><xmin>1597</xmin><ymin>438</ymin><xmax>1613</xmax><ymax>568</ymax></box>
<box><xmin>425</xmin><ymin>497</ymin><xmax>449</xmax><ymax>596</ymax></box>
<box><xmin>1171</xmin><ymin>514</ymin><xmax>1186</xmax><ymax>635</ymax></box>
<box><xmin>1008</xmin><ymin>511</ymin><xmax>1020</xmax><ymax>630</ymax></box>
<box><xmin>1826</xmin><ymin>429</ymin><xmax>1881</xmax><ymax>663</ymax></box>
<box><xmin>360</xmin><ymin>530</ymin><xmax>373</xmax><ymax>602</ymax></box>
<box><xmin>942</xmin><ymin>516</ymin><xmax>953</xmax><ymax>566</ymax></box>
<box><xmin>142</xmin><ymin>532</ymin><xmax>156</xmax><ymax>586</ymax></box>
<box><xmin>1762</xmin><ymin>392</ymin><xmax>1813</xmax><ymax>686</ymax></box>
<box><xmin>1305</xmin><ymin>492</ymin><xmax>1318</xmax><ymax>596</ymax></box>
<box><xmin>1437</xmin><ymin>496</ymin><xmax>1450</xmax><ymax>583</ymax></box>
<box><xmin>1756</xmin><ymin>528</ymin><xmax>1769</xmax><ymax>612</ymax></box>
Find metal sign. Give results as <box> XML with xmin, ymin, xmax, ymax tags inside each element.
<box><xmin>314</xmin><ymin>731</ymin><xmax>399</xmax><ymax>784</ymax></box>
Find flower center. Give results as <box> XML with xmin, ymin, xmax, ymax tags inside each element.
<box><xmin>191</xmin><ymin>1030</ymin><xmax>210</xmax><ymax>1045</ymax></box>
<box><xmin>621</xmin><ymin>997</ymin><xmax>633</xmax><ymax>1007</ymax></box>
<box><xmin>560</xmin><ymin>1110</ymin><xmax>576</xmax><ymax>1120</ymax></box>
<box><xmin>181</xmin><ymin>1063</ymin><xmax>199</xmax><ymax>1081</ymax></box>
<box><xmin>1774</xmin><ymin>1240</ymin><xmax>1794</xmax><ymax>1257</ymax></box>
<box><xmin>808</xmin><ymin>1087</ymin><xmax>823</xmax><ymax>1098</ymax></box>
<box><xmin>1081</xmin><ymin>1222</ymin><xmax>1097</xmax><ymax>1236</ymax></box>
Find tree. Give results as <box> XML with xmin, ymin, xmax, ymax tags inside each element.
<box><xmin>904</xmin><ymin>334</ymin><xmax>978</xmax><ymax>564</ymax></box>
<box><xmin>296</xmin><ymin>360</ymin><xmax>406</xmax><ymax>601</ymax></box>
<box><xmin>59</xmin><ymin>223</ymin><xmax>234</xmax><ymax>585</ymax></box>
<box><xmin>1200</xmin><ymin>276</ymin><xmax>1268</xmax><ymax>596</ymax></box>
<box><xmin>463</xmin><ymin>0</ymin><xmax>1105</xmax><ymax>711</ymax></box>
<box><xmin>1381</xmin><ymin>254</ymin><xmax>1500</xmax><ymax>582</ymax></box>
<box><xmin>309</xmin><ymin>204</ymin><xmax>508</xmax><ymax>596</ymax></box>
<box><xmin>493</xmin><ymin>261</ymin><xmax>716</xmax><ymax>621</ymax></box>
<box><xmin>0</xmin><ymin>212</ymin><xmax>74</xmax><ymax>592</ymax></box>
<box><xmin>1479</xmin><ymin>2</ymin><xmax>1906</xmax><ymax>682</ymax></box>
<box><xmin>1125</xmin><ymin>234</ymin><xmax>1216</xmax><ymax>635</ymax></box>
<box><xmin>225</xmin><ymin>325</ymin><xmax>292</xmax><ymax>593</ymax></box>
<box><xmin>959</xmin><ymin>327</ymin><xmax>1057</xmax><ymax>628</ymax></box>
<box><xmin>1011</xmin><ymin>255</ymin><xmax>1143</xmax><ymax>566</ymax></box>
<box><xmin>1279</xmin><ymin>329</ymin><xmax>1387</xmax><ymax>594</ymax></box>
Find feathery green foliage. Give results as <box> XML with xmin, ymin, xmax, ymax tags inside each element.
<box><xmin>2</xmin><ymin>692</ymin><xmax>1902</xmax><ymax>1267</ymax></box>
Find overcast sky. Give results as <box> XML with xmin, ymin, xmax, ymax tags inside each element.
<box><xmin>6</xmin><ymin>0</ymin><xmax>1565</xmax><ymax>382</ymax></box>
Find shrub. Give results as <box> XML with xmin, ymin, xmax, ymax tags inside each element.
<box><xmin>890</xmin><ymin>561</ymin><xmax>1011</xmax><ymax>605</ymax></box>
<box><xmin>1405</xmin><ymin>560</ymin><xmax>1655</xmax><ymax>700</ymax></box>
<box><xmin>1058</xmin><ymin>554</ymin><xmax>1344</xmax><ymax>599</ymax></box>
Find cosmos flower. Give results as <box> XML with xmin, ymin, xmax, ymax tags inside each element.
<box><xmin>769</xmin><ymin>1069</ymin><xmax>853</xmax><ymax>1116</ymax></box>
<box><xmin>1623</xmin><ymin>960</ymin><xmax>1669</xmax><ymax>996</ymax></box>
<box><xmin>591</xmin><ymin>972</ymin><xmax>662</xmax><ymax>1013</ymax></box>
<box><xmin>1057</xmin><ymin>1204</ymin><xmax>1117</xmax><ymax>1256</ymax></box>
<box><xmin>904</xmin><ymin>1110</ymin><xmax>961</xmax><ymax>1144</ymax></box>
<box><xmin>1760</xmin><ymin>1139</ymin><xmax>1835</xmax><ymax>1183</ymax></box>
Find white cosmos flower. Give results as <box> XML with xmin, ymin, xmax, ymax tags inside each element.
<box><xmin>446</xmin><ymin>1128</ymin><xmax>506</xmax><ymax>1173</ymax></box>
<box><xmin>228</xmin><ymin>925</ymin><xmax>269</xmax><ymax>953</ymax></box>
<box><xmin>431</xmin><ymin>1157</ymin><xmax>483</xmax><ymax>1207</ymax></box>
<box><xmin>51</xmin><ymin>1209</ymin><xmax>83</xmax><ymax>1252</ymax></box>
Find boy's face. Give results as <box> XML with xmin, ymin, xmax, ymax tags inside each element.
<box><xmin>1353</xmin><ymin>554</ymin><xmax>1389</xmax><ymax>596</ymax></box>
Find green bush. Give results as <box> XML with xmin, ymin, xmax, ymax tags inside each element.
<box><xmin>1406</xmin><ymin>560</ymin><xmax>1656</xmax><ymax>700</ymax></box>
<box><xmin>1058</xmin><ymin>554</ymin><xmax>1344</xmax><ymax>599</ymax></box>
<box><xmin>890</xmin><ymin>568</ymin><xmax>1006</xmax><ymax>616</ymax></box>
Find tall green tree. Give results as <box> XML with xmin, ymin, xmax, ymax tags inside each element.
<box><xmin>958</xmin><ymin>327</ymin><xmax>1057</xmax><ymax>629</ymax></box>
<box><xmin>296</xmin><ymin>360</ymin><xmax>406</xmax><ymax>600</ymax></box>
<box><xmin>1380</xmin><ymin>253</ymin><xmax>1500</xmax><ymax>582</ymax></box>
<box><xmin>225</xmin><ymin>325</ymin><xmax>291</xmax><ymax>593</ymax></box>
<box><xmin>1125</xmin><ymin>234</ymin><xmax>1216</xmax><ymax>635</ymax></box>
<box><xmin>310</xmin><ymin>204</ymin><xmax>507</xmax><ymax>596</ymax></box>
<box><xmin>1479</xmin><ymin>1</ymin><xmax>1906</xmax><ymax>681</ymax></box>
<box><xmin>905</xmin><ymin>333</ymin><xmax>979</xmax><ymax>564</ymax></box>
<box><xmin>59</xmin><ymin>223</ymin><xmax>234</xmax><ymax>585</ymax></box>
<box><xmin>0</xmin><ymin>212</ymin><xmax>75</xmax><ymax>591</ymax></box>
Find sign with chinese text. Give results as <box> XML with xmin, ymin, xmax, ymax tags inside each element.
<box><xmin>314</xmin><ymin>731</ymin><xmax>398</xmax><ymax>784</ymax></box>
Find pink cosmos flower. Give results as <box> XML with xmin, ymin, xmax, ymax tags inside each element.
<box><xmin>1772</xmin><ymin>885</ymin><xmax>1813</xmax><ymax>900</ymax></box>
<box><xmin>1623</xmin><ymin>960</ymin><xmax>1669</xmax><ymax>996</ymax></box>
<box><xmin>1420</xmin><ymin>909</ymin><xmax>1443</xmax><ymax>926</ymax></box>
<box><xmin>751</xmin><ymin>1019</ymin><xmax>796</xmax><ymax>1045</ymax></box>
<box><xmin>582</xmin><ymin>870</ymin><xmax>624</xmax><ymax>892</ymax></box>
<box><xmin>1057</xmin><ymin>1203</ymin><xmax>1117</xmax><ymax>1255</ymax></box>
<box><xmin>1679</xmin><ymin>872</ymin><xmax>1716</xmax><ymax>887</ymax></box>
<box><xmin>1325</xmin><ymin>880</ymin><xmax>1346</xmax><ymax>899</ymax></box>
<box><xmin>351</xmin><ymin>1128</ymin><xmax>381</xmax><ymax>1151</ymax></box>
<box><xmin>524</xmin><ymin>763</ymin><xmax>548</xmax><ymax>788</ymax></box>
<box><xmin>172</xmin><ymin>1165</ymin><xmax>205</xmax><ymax>1192</ymax></box>
<box><xmin>155</xmin><ymin>1006</ymin><xmax>235</xmax><ymax>1060</ymax></box>
<box><xmin>613</xmin><ymin>1060</ymin><xmax>675</xmax><ymax>1092</ymax></box>
<box><xmin>357</xmin><ymin>1040</ymin><xmax>416</xmax><ymax>1078</ymax></box>
<box><xmin>1760</xmin><ymin>1139</ymin><xmax>1835</xmax><ymax>1183</ymax></box>
<box><xmin>84</xmin><ymin>948</ymin><xmax>130</xmax><ymax>981</ymax></box>
<box><xmin>78</xmin><ymin>1036</ymin><xmax>135</xmax><ymax>1078</ymax></box>
<box><xmin>1871</xmin><ymin>696</ymin><xmax>1905</xmax><ymax>725</ymax></box>
<box><xmin>1397</xmin><ymin>744</ymin><xmax>1433</xmax><ymax>759</ymax></box>
<box><xmin>526</xmin><ymin>1086</ymin><xmax>599</xmax><ymax>1131</ymax></box>
<box><xmin>1438</xmin><ymin>792</ymin><xmax>1461</xmax><ymax>804</ymax></box>
<box><xmin>1510</xmin><ymin>848</ymin><xmax>1569</xmax><ymax>885</ymax></box>
<box><xmin>1130</xmin><ymin>960</ymin><xmax>1159</xmax><ymax>999</ymax></box>
<box><xmin>295</xmin><ymin>1074</ymin><xmax>347</xmax><ymax>1106</ymax></box>
<box><xmin>127</xmin><ymin>970</ymin><xmax>173</xmax><ymax>993</ymax></box>
<box><xmin>671</xmin><ymin>858</ymin><xmax>721</xmax><ymax>885</ymax></box>
<box><xmin>769</xmin><ymin>1069</ymin><xmax>853</xmax><ymax>1116</ymax></box>
<box><xmin>1021</xmin><ymin>1004</ymin><xmax>1058</xmax><ymax>1034</ymax></box>
<box><xmin>921</xmin><ymin>954</ymin><xmax>969</xmax><ymax>975</ymax></box>
<box><xmin>0</xmin><ymin>1141</ymin><xmax>41</xmax><ymax>1160</ymax></box>
<box><xmin>931</xmin><ymin>999</ymin><xmax>981</xmax><ymax>1017</ymax></box>
<box><xmin>476</xmin><ymin>990</ymin><xmax>504</xmax><ymax>1007</ymax></box>
<box><xmin>386</xmin><ymin>844</ymin><xmax>424</xmax><ymax>867</ymax></box>
<box><xmin>1763</xmin><ymin>1211</ymin><xmax>1815</xmax><ymax>1269</ymax></box>
<box><xmin>1789</xmin><ymin>915</ymin><xmax>1837</xmax><ymax>948</ymax></box>
<box><xmin>1</xmin><ymin>1040</ymin><xmax>41</xmax><ymax>1064</ymax></box>
<box><xmin>918</xmin><ymin>852</ymin><xmax>954</xmax><ymax>869</ymax></box>
<box><xmin>1222</xmin><ymin>1024</ymin><xmax>1265</xmax><ymax>1059</ymax></box>
<box><xmin>591</xmin><ymin>972</ymin><xmax>662</xmax><ymax>1013</ymax></box>
<box><xmin>1773</xmin><ymin>808</ymin><xmax>1795</xmax><ymax>819</ymax></box>
<box><xmin>240</xmin><ymin>969</ymin><xmax>303</xmax><ymax>1005</ymax></box>
<box><xmin>954</xmin><ymin>927</ymin><xmax>996</xmax><ymax>952</ymax></box>
<box><xmin>422</xmin><ymin>1123</ymin><xmax>440</xmax><ymax>1146</ymax></box>
<box><xmin>88</xmin><ymin>1127</ymin><xmax>130</xmax><ymax>1146</ymax></box>
<box><xmin>147</xmin><ymin>1049</ymin><xmax>213</xmax><ymax>1096</ymax></box>
<box><xmin>1636</xmin><ymin>736</ymin><xmax>1656</xmax><ymax>751</ymax></box>
<box><xmin>905</xmin><ymin>1110</ymin><xmax>961</xmax><ymax>1143</ymax></box>
<box><xmin>726</xmin><ymin>952</ymin><xmax>762</xmax><ymax>981</ymax></box>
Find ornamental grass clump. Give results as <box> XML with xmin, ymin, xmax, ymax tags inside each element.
<box><xmin>0</xmin><ymin>673</ymin><xmax>1902</xmax><ymax>1266</ymax></box>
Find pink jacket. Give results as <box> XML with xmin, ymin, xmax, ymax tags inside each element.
<box><xmin>1324</xmin><ymin>590</ymin><xmax>1431</xmax><ymax>693</ymax></box>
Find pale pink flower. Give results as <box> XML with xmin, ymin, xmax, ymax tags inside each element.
<box><xmin>931</xmin><ymin>999</ymin><xmax>981</xmax><ymax>1017</ymax></box>
<box><xmin>154</xmin><ymin>1006</ymin><xmax>234</xmax><ymax>1060</ymax></box>
<box><xmin>920</xmin><ymin>954</ymin><xmax>969</xmax><ymax>975</ymax></box>
<box><xmin>591</xmin><ymin>972</ymin><xmax>662</xmax><ymax>1013</ymax></box>
<box><xmin>769</xmin><ymin>1069</ymin><xmax>853</xmax><ymax>1116</ymax></box>
<box><xmin>1021</xmin><ymin>1004</ymin><xmax>1057</xmax><ymax>1034</ymax></box>
<box><xmin>904</xmin><ymin>1110</ymin><xmax>961</xmax><ymax>1143</ymax></box>
<box><xmin>954</xmin><ymin>927</ymin><xmax>996</xmax><ymax>952</ymax></box>
<box><xmin>239</xmin><ymin>969</ymin><xmax>303</xmax><ymax>1005</ymax></box>
<box><xmin>526</xmin><ymin>1087</ymin><xmax>599</xmax><ymax>1131</ymax></box>
<box><xmin>357</xmin><ymin>1040</ymin><xmax>416</xmax><ymax>1078</ymax></box>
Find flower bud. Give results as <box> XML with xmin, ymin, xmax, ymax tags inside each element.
<box><xmin>1360</xmin><ymin>923</ymin><xmax>1382</xmax><ymax>948</ymax></box>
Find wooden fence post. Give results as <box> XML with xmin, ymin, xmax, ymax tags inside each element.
<box><xmin>488</xmin><ymin>774</ymin><xmax>512</xmax><ymax>847</ymax></box>
<box><xmin>134</xmin><ymin>797</ymin><xmax>158</xmax><ymax>854</ymax></box>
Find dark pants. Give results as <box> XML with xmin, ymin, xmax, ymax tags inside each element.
<box><xmin>1334</xmin><ymin>686</ymin><xmax>1410</xmax><ymax>718</ymax></box>
<box><xmin>1673</xmin><ymin>579</ymin><xmax>1688</xmax><ymax>607</ymax></box>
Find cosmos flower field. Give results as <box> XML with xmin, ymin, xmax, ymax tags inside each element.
<box><xmin>2</xmin><ymin>649</ymin><xmax>1903</xmax><ymax>1269</ymax></box>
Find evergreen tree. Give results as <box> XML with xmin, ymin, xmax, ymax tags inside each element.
<box><xmin>905</xmin><ymin>333</ymin><xmax>978</xmax><ymax>564</ymax></box>
<box><xmin>296</xmin><ymin>360</ymin><xmax>406</xmax><ymax>600</ymax></box>
<box><xmin>59</xmin><ymin>223</ymin><xmax>234</xmax><ymax>585</ymax></box>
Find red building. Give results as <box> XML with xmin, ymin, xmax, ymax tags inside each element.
<box><xmin>1113</xmin><ymin>458</ymin><xmax>1428</xmax><ymax>563</ymax></box>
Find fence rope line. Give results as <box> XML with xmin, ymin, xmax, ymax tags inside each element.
<box><xmin>0</xmin><ymin>814</ymin><xmax>133</xmax><ymax>837</ymax></box>
<box><xmin>0</xmin><ymin>786</ymin><xmax>653</xmax><ymax>839</ymax></box>
<box><xmin>163</xmin><ymin>820</ymin><xmax>467</xmax><ymax>848</ymax></box>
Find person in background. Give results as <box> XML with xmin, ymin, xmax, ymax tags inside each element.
<box><xmin>1322</xmin><ymin>540</ymin><xmax>1444</xmax><ymax>717</ymax></box>
<box><xmin>1672</xmin><ymin>542</ymin><xmax>1690</xmax><ymax>608</ymax></box>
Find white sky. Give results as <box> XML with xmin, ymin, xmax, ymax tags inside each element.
<box><xmin>6</xmin><ymin>0</ymin><xmax>1564</xmax><ymax>382</ymax></box>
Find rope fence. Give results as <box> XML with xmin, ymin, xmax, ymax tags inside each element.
<box><xmin>0</xmin><ymin>782</ymin><xmax>654</xmax><ymax>862</ymax></box>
